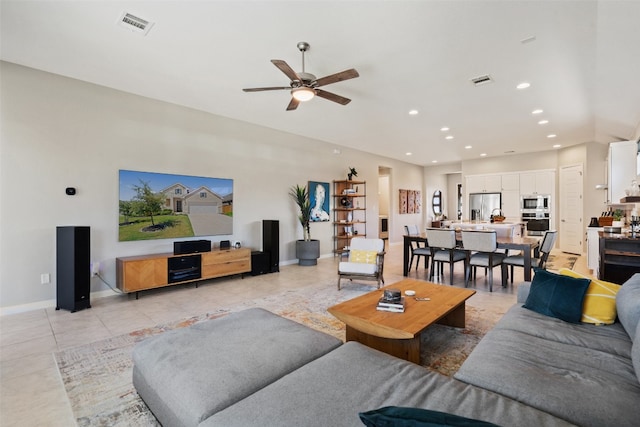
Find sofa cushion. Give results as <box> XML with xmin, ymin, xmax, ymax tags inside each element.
<box><xmin>523</xmin><ymin>269</ymin><xmax>590</xmax><ymax>323</ymax></box>
<box><xmin>634</xmin><ymin>323</ymin><xmax>640</xmax><ymax>384</ymax></box>
<box><xmin>492</xmin><ymin>304</ymin><xmax>632</xmax><ymax>357</ymax></box>
<box><xmin>132</xmin><ymin>308</ymin><xmax>342</xmax><ymax>427</ymax></box>
<box><xmin>558</xmin><ymin>268</ymin><xmax>621</xmax><ymax>325</ymax></box>
<box><xmin>455</xmin><ymin>306</ymin><xmax>640</xmax><ymax>427</ymax></box>
<box><xmin>203</xmin><ymin>342</ymin><xmax>573</xmax><ymax>427</ymax></box>
<box><xmin>339</xmin><ymin>261</ymin><xmax>378</xmax><ymax>275</ymax></box>
<box><xmin>616</xmin><ymin>273</ymin><xmax>640</xmax><ymax>339</ymax></box>
<box><xmin>359</xmin><ymin>406</ymin><xmax>499</xmax><ymax>427</ymax></box>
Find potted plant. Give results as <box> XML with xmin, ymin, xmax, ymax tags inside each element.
<box><xmin>612</xmin><ymin>209</ymin><xmax>624</xmax><ymax>227</ymax></box>
<box><xmin>289</xmin><ymin>184</ymin><xmax>320</xmax><ymax>266</ymax></box>
<box><xmin>347</xmin><ymin>167</ymin><xmax>358</xmax><ymax>181</ymax></box>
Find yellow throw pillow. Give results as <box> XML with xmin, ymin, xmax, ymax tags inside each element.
<box><xmin>559</xmin><ymin>268</ymin><xmax>621</xmax><ymax>325</ymax></box>
<box><xmin>350</xmin><ymin>250</ymin><xmax>378</xmax><ymax>264</ymax></box>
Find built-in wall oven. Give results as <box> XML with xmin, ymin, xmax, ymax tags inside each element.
<box><xmin>521</xmin><ymin>195</ymin><xmax>551</xmax><ymax>237</ymax></box>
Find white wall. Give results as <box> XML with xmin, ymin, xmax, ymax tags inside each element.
<box><xmin>0</xmin><ymin>62</ymin><xmax>424</xmax><ymax>311</ymax></box>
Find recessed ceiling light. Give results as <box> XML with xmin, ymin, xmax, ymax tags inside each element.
<box><xmin>432</xmin><ymin>160</ymin><xmax>438</xmax><ymax>163</ymax></box>
<box><xmin>440</xmin><ymin>127</ymin><xmax>449</xmax><ymax>132</ymax></box>
<box><xmin>409</xmin><ymin>110</ymin><xmax>419</xmax><ymax>115</ymax></box>
<box><xmin>405</xmin><ymin>152</ymin><xmax>413</xmax><ymax>156</ymax></box>
<box><xmin>465</xmin><ymin>145</ymin><xmax>472</xmax><ymax>149</ymax></box>
<box><xmin>538</xmin><ymin>119</ymin><xmax>549</xmax><ymax>125</ymax></box>
<box><xmin>553</xmin><ymin>144</ymin><xmax>562</xmax><ymax>148</ymax></box>
<box><xmin>547</xmin><ymin>134</ymin><xmax>557</xmax><ymax>138</ymax></box>
<box><xmin>445</xmin><ymin>135</ymin><xmax>454</xmax><ymax>140</ymax></box>
<box><xmin>516</xmin><ymin>82</ymin><xmax>531</xmax><ymax>89</ymax></box>
<box><xmin>532</xmin><ymin>109</ymin><xmax>543</xmax><ymax>115</ymax></box>
<box><xmin>332</xmin><ymin>148</ymin><xmax>341</xmax><ymax>155</ymax></box>
<box><xmin>480</xmin><ymin>153</ymin><xmax>487</xmax><ymax>157</ymax></box>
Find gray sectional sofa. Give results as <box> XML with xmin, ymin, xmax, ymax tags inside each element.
<box><xmin>132</xmin><ymin>273</ymin><xmax>640</xmax><ymax>427</ymax></box>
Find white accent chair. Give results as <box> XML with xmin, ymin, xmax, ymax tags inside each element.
<box><xmin>404</xmin><ymin>225</ymin><xmax>430</xmax><ymax>272</ymax></box>
<box><xmin>337</xmin><ymin>238</ymin><xmax>385</xmax><ymax>290</ymax></box>
<box><xmin>461</xmin><ymin>230</ymin><xmax>507</xmax><ymax>292</ymax></box>
<box><xmin>503</xmin><ymin>230</ymin><xmax>558</xmax><ymax>283</ymax></box>
<box><xmin>427</xmin><ymin>228</ymin><xmax>466</xmax><ymax>286</ymax></box>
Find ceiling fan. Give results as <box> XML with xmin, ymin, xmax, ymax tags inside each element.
<box><xmin>242</xmin><ymin>42</ymin><xmax>359</xmax><ymax>111</ymax></box>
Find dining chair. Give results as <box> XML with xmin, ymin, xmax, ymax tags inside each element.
<box><xmin>426</xmin><ymin>228</ymin><xmax>466</xmax><ymax>286</ymax></box>
<box><xmin>337</xmin><ymin>237</ymin><xmax>385</xmax><ymax>290</ymax></box>
<box><xmin>404</xmin><ymin>225</ymin><xmax>430</xmax><ymax>272</ymax></box>
<box><xmin>461</xmin><ymin>230</ymin><xmax>507</xmax><ymax>292</ymax></box>
<box><xmin>503</xmin><ymin>230</ymin><xmax>557</xmax><ymax>283</ymax></box>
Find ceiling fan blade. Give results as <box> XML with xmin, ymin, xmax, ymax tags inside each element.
<box><xmin>314</xmin><ymin>69</ymin><xmax>359</xmax><ymax>87</ymax></box>
<box><xmin>286</xmin><ymin>97</ymin><xmax>300</xmax><ymax>111</ymax></box>
<box><xmin>271</xmin><ymin>60</ymin><xmax>301</xmax><ymax>82</ymax></box>
<box><xmin>315</xmin><ymin>89</ymin><xmax>351</xmax><ymax>105</ymax></box>
<box><xmin>243</xmin><ymin>86</ymin><xmax>290</xmax><ymax>92</ymax></box>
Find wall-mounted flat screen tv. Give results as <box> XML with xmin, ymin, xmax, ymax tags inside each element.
<box><xmin>119</xmin><ymin>170</ymin><xmax>233</xmax><ymax>241</ymax></box>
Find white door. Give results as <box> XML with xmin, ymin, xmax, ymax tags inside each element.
<box><xmin>559</xmin><ymin>164</ymin><xmax>583</xmax><ymax>254</ymax></box>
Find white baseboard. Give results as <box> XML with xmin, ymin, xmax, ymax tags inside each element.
<box><xmin>0</xmin><ymin>289</ymin><xmax>115</xmax><ymax>316</ymax></box>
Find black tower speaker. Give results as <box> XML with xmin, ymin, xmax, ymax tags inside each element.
<box><xmin>262</xmin><ymin>220</ymin><xmax>279</xmax><ymax>273</ymax></box>
<box><xmin>56</xmin><ymin>226</ymin><xmax>91</xmax><ymax>312</ymax></box>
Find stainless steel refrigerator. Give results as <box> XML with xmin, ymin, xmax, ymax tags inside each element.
<box><xmin>469</xmin><ymin>193</ymin><xmax>501</xmax><ymax>221</ymax></box>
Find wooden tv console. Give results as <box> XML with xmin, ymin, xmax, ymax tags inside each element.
<box><xmin>116</xmin><ymin>248</ymin><xmax>251</xmax><ymax>297</ymax></box>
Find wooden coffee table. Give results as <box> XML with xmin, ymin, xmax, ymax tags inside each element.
<box><xmin>328</xmin><ymin>279</ymin><xmax>476</xmax><ymax>364</ymax></box>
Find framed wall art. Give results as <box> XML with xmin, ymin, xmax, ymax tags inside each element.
<box><xmin>309</xmin><ymin>181</ymin><xmax>330</xmax><ymax>222</ymax></box>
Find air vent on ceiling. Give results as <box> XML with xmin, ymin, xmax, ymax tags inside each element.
<box><xmin>470</xmin><ymin>74</ymin><xmax>494</xmax><ymax>86</ymax></box>
<box><xmin>117</xmin><ymin>12</ymin><xmax>154</xmax><ymax>35</ymax></box>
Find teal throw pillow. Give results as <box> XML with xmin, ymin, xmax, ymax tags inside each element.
<box><xmin>523</xmin><ymin>269</ymin><xmax>591</xmax><ymax>323</ymax></box>
<box><xmin>359</xmin><ymin>406</ymin><xmax>499</xmax><ymax>427</ymax></box>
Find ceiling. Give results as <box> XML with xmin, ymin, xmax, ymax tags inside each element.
<box><xmin>2</xmin><ymin>1</ymin><xmax>639</xmax><ymax>166</ymax></box>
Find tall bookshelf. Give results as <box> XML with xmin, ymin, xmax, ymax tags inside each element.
<box><xmin>333</xmin><ymin>180</ymin><xmax>366</xmax><ymax>255</ymax></box>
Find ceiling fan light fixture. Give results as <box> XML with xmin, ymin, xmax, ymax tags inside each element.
<box><xmin>292</xmin><ymin>87</ymin><xmax>315</xmax><ymax>102</ymax></box>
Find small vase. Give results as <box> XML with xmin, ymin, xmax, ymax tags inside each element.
<box><xmin>348</xmin><ymin>174</ymin><xmax>352</xmax><ymax>181</ymax></box>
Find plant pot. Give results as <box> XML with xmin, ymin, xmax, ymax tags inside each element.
<box><xmin>296</xmin><ymin>239</ymin><xmax>320</xmax><ymax>266</ymax></box>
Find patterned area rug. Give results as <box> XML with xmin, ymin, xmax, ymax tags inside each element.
<box><xmin>55</xmin><ymin>281</ymin><xmax>504</xmax><ymax>426</ymax></box>
<box><xmin>545</xmin><ymin>252</ymin><xmax>579</xmax><ymax>271</ymax></box>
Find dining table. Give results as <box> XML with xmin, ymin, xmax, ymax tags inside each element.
<box><xmin>403</xmin><ymin>232</ymin><xmax>541</xmax><ymax>281</ymax></box>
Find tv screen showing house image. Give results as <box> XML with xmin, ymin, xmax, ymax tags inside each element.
<box><xmin>119</xmin><ymin>169</ymin><xmax>233</xmax><ymax>241</ymax></box>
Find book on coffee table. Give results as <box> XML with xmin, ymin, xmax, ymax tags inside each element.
<box><xmin>376</xmin><ymin>305</ymin><xmax>405</xmax><ymax>313</ymax></box>
<box><xmin>377</xmin><ymin>296</ymin><xmax>405</xmax><ymax>312</ymax></box>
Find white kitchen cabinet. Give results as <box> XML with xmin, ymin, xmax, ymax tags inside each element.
<box><xmin>466</xmin><ymin>174</ymin><xmax>502</xmax><ymax>193</ymax></box>
<box><xmin>501</xmin><ymin>190</ymin><xmax>520</xmax><ymax>219</ymax></box>
<box><xmin>501</xmin><ymin>173</ymin><xmax>520</xmax><ymax>191</ymax></box>
<box><xmin>520</xmin><ymin>171</ymin><xmax>554</xmax><ymax>195</ymax></box>
<box><xmin>608</xmin><ymin>141</ymin><xmax>637</xmax><ymax>204</ymax></box>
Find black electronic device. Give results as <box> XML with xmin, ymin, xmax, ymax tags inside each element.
<box><xmin>383</xmin><ymin>288</ymin><xmax>402</xmax><ymax>303</ymax></box>
<box><xmin>167</xmin><ymin>254</ymin><xmax>201</xmax><ymax>283</ymax></box>
<box><xmin>251</xmin><ymin>251</ymin><xmax>270</xmax><ymax>276</ymax></box>
<box><xmin>174</xmin><ymin>240</ymin><xmax>211</xmax><ymax>255</ymax></box>
<box><xmin>56</xmin><ymin>226</ymin><xmax>91</xmax><ymax>312</ymax></box>
<box><xmin>65</xmin><ymin>187</ymin><xmax>76</xmax><ymax>196</ymax></box>
<box><xmin>263</xmin><ymin>220</ymin><xmax>280</xmax><ymax>273</ymax></box>
<box><xmin>220</xmin><ymin>240</ymin><xmax>231</xmax><ymax>249</ymax></box>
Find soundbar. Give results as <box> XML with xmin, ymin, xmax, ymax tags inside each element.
<box><xmin>174</xmin><ymin>240</ymin><xmax>212</xmax><ymax>255</ymax></box>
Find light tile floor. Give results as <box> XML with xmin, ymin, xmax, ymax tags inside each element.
<box><xmin>0</xmin><ymin>243</ymin><xmax>589</xmax><ymax>426</ymax></box>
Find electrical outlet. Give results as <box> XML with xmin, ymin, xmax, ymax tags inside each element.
<box><xmin>90</xmin><ymin>261</ymin><xmax>100</xmax><ymax>277</ymax></box>
<box><xmin>40</xmin><ymin>273</ymin><xmax>50</xmax><ymax>284</ymax></box>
